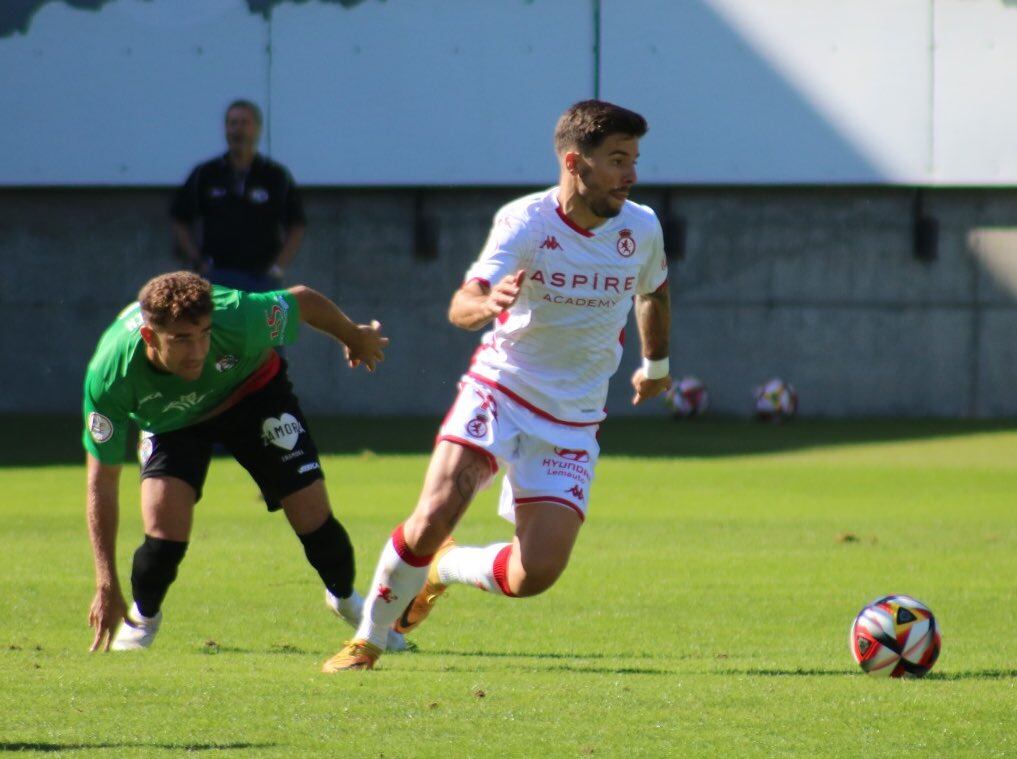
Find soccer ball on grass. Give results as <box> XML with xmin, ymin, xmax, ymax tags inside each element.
<box><xmin>849</xmin><ymin>594</ymin><xmax>941</xmax><ymax>678</ymax></box>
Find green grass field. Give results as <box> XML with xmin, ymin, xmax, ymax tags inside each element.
<box><xmin>2</xmin><ymin>418</ymin><xmax>1015</xmax><ymax>757</ymax></box>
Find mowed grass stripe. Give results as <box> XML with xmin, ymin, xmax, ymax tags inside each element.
<box><xmin>1</xmin><ymin>420</ymin><xmax>1014</xmax><ymax>757</ymax></box>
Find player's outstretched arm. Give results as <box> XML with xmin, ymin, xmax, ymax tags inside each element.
<box><xmin>288</xmin><ymin>285</ymin><xmax>389</xmax><ymax>371</ymax></box>
<box><xmin>631</xmin><ymin>284</ymin><xmax>673</xmax><ymax>405</ymax></box>
<box><xmin>448</xmin><ymin>269</ymin><xmax>525</xmax><ymax>331</ymax></box>
<box><xmin>86</xmin><ymin>453</ymin><xmax>127</xmax><ymax>652</ymax></box>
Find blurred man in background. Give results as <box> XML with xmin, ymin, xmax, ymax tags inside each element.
<box><xmin>171</xmin><ymin>100</ymin><xmax>306</xmax><ymax>292</ymax></box>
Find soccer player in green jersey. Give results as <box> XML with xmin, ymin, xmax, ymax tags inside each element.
<box><xmin>83</xmin><ymin>271</ymin><xmax>405</xmax><ymax>652</ymax></box>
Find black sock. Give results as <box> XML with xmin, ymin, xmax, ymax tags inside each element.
<box><xmin>298</xmin><ymin>514</ymin><xmax>355</xmax><ymax>599</ymax></box>
<box><xmin>131</xmin><ymin>535</ymin><xmax>188</xmax><ymax>618</ymax></box>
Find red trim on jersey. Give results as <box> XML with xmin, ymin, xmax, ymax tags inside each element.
<box><xmin>618</xmin><ymin>328</ymin><xmax>625</xmax><ymax>346</ymax></box>
<box><xmin>555</xmin><ymin>205</ymin><xmax>594</xmax><ymax>238</ymax></box>
<box><xmin>491</xmin><ymin>544</ymin><xmax>516</xmax><ymax>597</ymax></box>
<box><xmin>466</xmin><ymin>372</ymin><xmax>604</xmax><ymax>427</ymax></box>
<box><xmin>436</xmin><ymin>435</ymin><xmax>499</xmax><ymax>475</ymax></box>
<box><xmin>195</xmin><ymin>351</ymin><xmax>282</xmax><ymax>422</ymax></box>
<box><xmin>515</xmin><ymin>496</ymin><xmax>585</xmax><ymax>522</ymax></box>
<box><xmin>654</xmin><ymin>278</ymin><xmax>669</xmax><ymax>294</ymax></box>
<box><xmin>496</xmin><ymin>310</ymin><xmax>509</xmax><ymax>324</ymax></box>
<box><xmin>391</xmin><ymin>523</ymin><xmax>433</xmax><ymax>568</ymax></box>
<box><xmin>465</xmin><ymin>276</ymin><xmax>491</xmax><ymax>290</ymax></box>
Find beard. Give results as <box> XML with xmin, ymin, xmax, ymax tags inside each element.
<box><xmin>578</xmin><ymin>165</ymin><xmax>624</xmax><ymax>218</ymax></box>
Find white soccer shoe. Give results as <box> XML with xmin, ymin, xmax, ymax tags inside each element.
<box><xmin>110</xmin><ymin>603</ymin><xmax>162</xmax><ymax>651</ymax></box>
<box><xmin>325</xmin><ymin>589</ymin><xmax>411</xmax><ymax>653</ymax></box>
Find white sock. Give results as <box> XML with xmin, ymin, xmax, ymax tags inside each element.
<box><xmin>436</xmin><ymin>542</ymin><xmax>515</xmax><ymax>596</ymax></box>
<box><xmin>354</xmin><ymin>526</ymin><xmax>431</xmax><ymax>649</ymax></box>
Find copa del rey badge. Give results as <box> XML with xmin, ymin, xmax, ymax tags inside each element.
<box><xmin>617</xmin><ymin>228</ymin><xmax>636</xmax><ymax>257</ymax></box>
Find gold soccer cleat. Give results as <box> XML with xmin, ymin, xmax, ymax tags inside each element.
<box><xmin>393</xmin><ymin>536</ymin><xmax>456</xmax><ymax>635</ymax></box>
<box><xmin>321</xmin><ymin>639</ymin><xmax>382</xmax><ymax>672</ymax></box>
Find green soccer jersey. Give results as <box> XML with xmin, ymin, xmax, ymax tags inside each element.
<box><xmin>82</xmin><ymin>286</ymin><xmax>301</xmax><ymax>465</ymax></box>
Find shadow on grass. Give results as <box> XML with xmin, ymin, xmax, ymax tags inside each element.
<box><xmin>5</xmin><ymin>415</ymin><xmax>1017</xmax><ymax>467</ymax></box>
<box><xmin>0</xmin><ymin>742</ymin><xmax>274</xmax><ymax>752</ymax></box>
<box><xmin>720</xmin><ymin>667</ymin><xmax>1017</xmax><ymax>680</ymax></box>
<box><xmin>925</xmin><ymin>668</ymin><xmax>1017</xmax><ymax>681</ymax></box>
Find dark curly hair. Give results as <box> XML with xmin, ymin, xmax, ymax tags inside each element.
<box><xmin>138</xmin><ymin>271</ymin><xmax>213</xmax><ymax>327</ymax></box>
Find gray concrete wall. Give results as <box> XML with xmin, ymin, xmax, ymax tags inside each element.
<box><xmin>3</xmin><ymin>187</ymin><xmax>1017</xmax><ymax>419</ymax></box>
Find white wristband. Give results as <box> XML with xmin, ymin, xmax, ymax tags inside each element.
<box><xmin>642</xmin><ymin>356</ymin><xmax>670</xmax><ymax>380</ymax></box>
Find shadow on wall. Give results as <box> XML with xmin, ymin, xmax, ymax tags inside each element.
<box><xmin>5</xmin><ymin>415</ymin><xmax>1017</xmax><ymax>467</ymax></box>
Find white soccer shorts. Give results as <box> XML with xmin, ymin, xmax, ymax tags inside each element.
<box><xmin>437</xmin><ymin>376</ymin><xmax>600</xmax><ymax>523</ymax></box>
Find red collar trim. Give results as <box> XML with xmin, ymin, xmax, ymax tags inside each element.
<box><xmin>555</xmin><ymin>205</ymin><xmax>595</xmax><ymax>238</ymax></box>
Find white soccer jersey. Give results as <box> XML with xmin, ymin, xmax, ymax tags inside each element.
<box><xmin>464</xmin><ymin>186</ymin><xmax>669</xmax><ymax>425</ymax></box>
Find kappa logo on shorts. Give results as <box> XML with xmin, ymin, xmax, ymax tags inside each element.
<box><xmin>554</xmin><ymin>447</ymin><xmax>590</xmax><ymax>463</ymax></box>
<box><xmin>567</xmin><ymin>485</ymin><xmax>586</xmax><ymax>501</ymax></box>
<box><xmin>88</xmin><ymin>412</ymin><xmax>113</xmax><ymax>443</ymax></box>
<box><xmin>261</xmin><ymin>413</ymin><xmax>305</xmax><ymax>451</ymax></box>
<box><xmin>466</xmin><ymin>414</ymin><xmax>488</xmax><ymax>439</ymax></box>
<box><xmin>475</xmin><ymin>389</ymin><xmax>499</xmax><ymax>420</ymax></box>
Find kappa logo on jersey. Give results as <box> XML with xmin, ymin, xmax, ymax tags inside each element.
<box><xmin>249</xmin><ymin>187</ymin><xmax>269</xmax><ymax>203</ymax></box>
<box><xmin>567</xmin><ymin>484</ymin><xmax>586</xmax><ymax>501</ymax></box>
<box><xmin>162</xmin><ymin>391</ymin><xmax>214</xmax><ymax>413</ymax></box>
<box><xmin>208</xmin><ymin>187</ymin><xmax>226</xmax><ymax>199</ymax></box>
<box><xmin>617</xmin><ymin>228</ymin><xmax>636</xmax><ymax>257</ymax></box>
<box><xmin>215</xmin><ymin>354</ymin><xmax>238</xmax><ymax>373</ymax></box>
<box><xmin>261</xmin><ymin>413</ymin><xmax>305</xmax><ymax>451</ymax></box>
<box><xmin>466</xmin><ymin>414</ymin><xmax>488</xmax><ymax>439</ymax></box>
<box><xmin>88</xmin><ymin>412</ymin><xmax>113</xmax><ymax>443</ymax></box>
<box><xmin>540</xmin><ymin>235</ymin><xmax>563</xmax><ymax>251</ymax></box>
<box><xmin>554</xmin><ymin>447</ymin><xmax>590</xmax><ymax>463</ymax></box>
<box><xmin>377</xmin><ymin>585</ymin><xmax>397</xmax><ymax>604</ymax></box>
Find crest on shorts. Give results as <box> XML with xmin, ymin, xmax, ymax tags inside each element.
<box><xmin>617</xmin><ymin>228</ymin><xmax>636</xmax><ymax>258</ymax></box>
<box><xmin>466</xmin><ymin>414</ymin><xmax>488</xmax><ymax>439</ymax></box>
<box><xmin>138</xmin><ymin>432</ymin><xmax>154</xmax><ymax>466</ymax></box>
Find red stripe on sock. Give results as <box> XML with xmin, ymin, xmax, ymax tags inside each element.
<box><xmin>491</xmin><ymin>544</ymin><xmax>516</xmax><ymax>597</ymax></box>
<box><xmin>391</xmin><ymin>524</ymin><xmax>433</xmax><ymax>568</ymax></box>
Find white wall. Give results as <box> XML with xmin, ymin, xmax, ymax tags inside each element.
<box><xmin>2</xmin><ymin>0</ymin><xmax>1016</xmax><ymax>185</ymax></box>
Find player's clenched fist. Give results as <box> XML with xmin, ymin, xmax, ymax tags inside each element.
<box><xmin>485</xmin><ymin>269</ymin><xmax>526</xmax><ymax>318</ymax></box>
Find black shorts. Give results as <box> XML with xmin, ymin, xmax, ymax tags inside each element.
<box><xmin>139</xmin><ymin>362</ymin><xmax>323</xmax><ymax>511</ymax></box>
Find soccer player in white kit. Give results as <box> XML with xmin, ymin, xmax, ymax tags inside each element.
<box><xmin>323</xmin><ymin>100</ymin><xmax>672</xmax><ymax>671</ymax></box>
